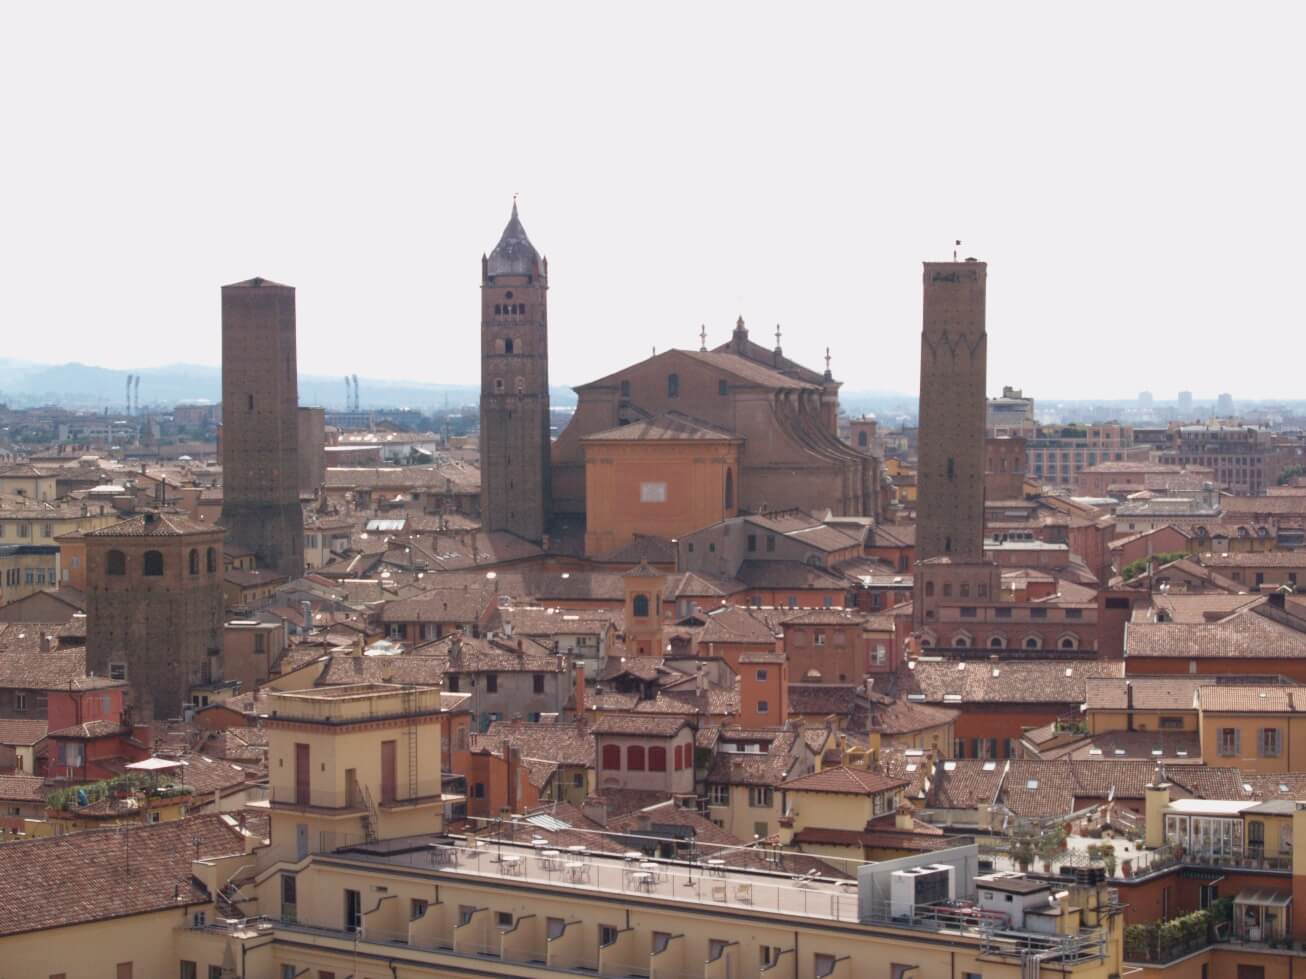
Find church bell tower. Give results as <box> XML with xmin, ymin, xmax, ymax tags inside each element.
<box><xmin>479</xmin><ymin>203</ymin><xmax>552</xmax><ymax>542</ymax></box>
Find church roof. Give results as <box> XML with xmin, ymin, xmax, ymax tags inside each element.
<box><xmin>222</xmin><ymin>276</ymin><xmax>293</xmax><ymax>290</ymax></box>
<box><xmin>711</xmin><ymin>334</ymin><xmax>829</xmax><ymax>386</ymax></box>
<box><xmin>575</xmin><ymin>348</ymin><xmax>818</xmax><ymax>394</ymax></box>
<box><xmin>486</xmin><ymin>203</ymin><xmax>540</xmax><ymax>277</ymax></box>
<box><xmin>582</xmin><ymin>411</ymin><xmax>740</xmax><ymax>443</ymax></box>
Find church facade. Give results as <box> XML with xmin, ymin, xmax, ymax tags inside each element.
<box><xmin>552</xmin><ymin>319</ymin><xmax>878</xmax><ymax>528</ymax></box>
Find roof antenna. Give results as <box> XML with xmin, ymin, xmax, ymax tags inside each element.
<box><xmin>699</xmin><ymin>324</ymin><xmax>707</xmax><ymax>353</ymax></box>
<box><xmin>953</xmin><ymin>239</ymin><xmax>961</xmax><ymax>261</ymax></box>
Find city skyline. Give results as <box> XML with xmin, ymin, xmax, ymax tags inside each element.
<box><xmin>1</xmin><ymin>3</ymin><xmax>1303</xmax><ymax>399</ymax></box>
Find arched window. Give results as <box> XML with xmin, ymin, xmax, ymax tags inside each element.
<box><xmin>1059</xmin><ymin>635</ymin><xmax>1078</xmax><ymax>650</ymax></box>
<box><xmin>648</xmin><ymin>746</ymin><xmax>667</xmax><ymax>772</ymax></box>
<box><xmin>989</xmin><ymin>636</ymin><xmax>1005</xmax><ymax>648</ymax></box>
<box><xmin>724</xmin><ymin>469</ymin><xmax>734</xmax><ymax>510</ymax></box>
<box><xmin>858</xmin><ymin>431</ymin><xmax>868</xmax><ymax>447</ymax></box>
<box><xmin>505</xmin><ymin>338</ymin><xmax>515</xmax><ymax>354</ymax></box>
<box><xmin>494</xmin><ymin>304</ymin><xmax>502</xmax><ymax>316</ymax></box>
<box><xmin>106</xmin><ymin>549</ymin><xmax>127</xmax><ymax>576</ymax></box>
<box><xmin>953</xmin><ymin>635</ymin><xmax>970</xmax><ymax>649</ymax></box>
<box><xmin>627</xmin><ymin>745</ymin><xmax>646</xmax><ymax>771</ymax></box>
<box><xmin>601</xmin><ymin>744</ymin><xmax>621</xmax><ymax>770</ymax></box>
<box><xmin>667</xmin><ymin>373</ymin><xmax>679</xmax><ymax>398</ymax></box>
<box><xmin>188</xmin><ymin>549</ymin><xmax>199</xmax><ymax>575</ymax></box>
<box><xmin>143</xmin><ymin>550</ymin><xmax>164</xmax><ymax>576</ymax></box>
<box><xmin>1023</xmin><ymin>636</ymin><xmax>1040</xmax><ymax>650</ymax></box>
<box><xmin>632</xmin><ymin>594</ymin><xmax>650</xmax><ymax>618</ymax></box>
<box><xmin>918</xmin><ymin>637</ymin><xmax>933</xmax><ymax>648</ymax></box>
<box><xmin>494</xmin><ymin>337</ymin><xmax>506</xmax><ymax>354</ymax></box>
<box><xmin>206</xmin><ymin>547</ymin><xmax>217</xmax><ymax>573</ymax></box>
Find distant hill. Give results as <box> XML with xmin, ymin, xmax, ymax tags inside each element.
<box><xmin>0</xmin><ymin>361</ymin><xmax>579</xmax><ymax>411</ymax></box>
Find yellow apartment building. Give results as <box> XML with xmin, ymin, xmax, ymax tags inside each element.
<box><xmin>1196</xmin><ymin>686</ymin><xmax>1306</xmax><ymax>773</ymax></box>
<box><xmin>255</xmin><ymin>683</ymin><xmax>467</xmax><ymax>866</ymax></box>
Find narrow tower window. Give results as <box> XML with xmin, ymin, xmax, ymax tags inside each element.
<box><xmin>667</xmin><ymin>373</ymin><xmax>680</xmax><ymax>398</ymax></box>
<box><xmin>505</xmin><ymin>338</ymin><xmax>514</xmax><ymax>354</ymax></box>
<box><xmin>947</xmin><ymin>457</ymin><xmax>955</xmax><ymax>480</ymax></box>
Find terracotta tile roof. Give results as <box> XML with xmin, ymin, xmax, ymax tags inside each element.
<box><xmin>908</xmin><ymin>658</ymin><xmax>1124</xmax><ymax>704</ymax></box>
<box><xmin>598</xmin><ymin>534</ymin><xmax>678</xmax><ymax>565</ymax></box>
<box><xmin>698</xmin><ymin>605</ymin><xmax>780</xmax><ymax>645</ymax></box>
<box><xmin>0</xmin><ymin>718</ymin><xmax>48</xmax><ymax>746</ymax></box>
<box><xmin>0</xmin><ymin>774</ymin><xmax>45</xmax><ymax>803</ymax></box>
<box><xmin>929</xmin><ymin>759</ymin><xmax>1004</xmax><ymax>810</ymax></box>
<box><xmin>1201</xmin><ymin>552</ymin><xmax>1306</xmax><ymax>569</ymax></box>
<box><xmin>479</xmin><ymin>718</ymin><xmax>594</xmax><ymax>767</ymax></box>
<box><xmin>683</xmin><ymin>350</ymin><xmax>820</xmax><ymax>391</ymax></box>
<box><xmin>870</xmin><ymin>699</ymin><xmax>959</xmax><ymax>735</ymax></box>
<box><xmin>1139</xmin><ymin>594</ymin><xmax>1266</xmax><ymax>624</ymax></box>
<box><xmin>1040</xmin><ymin>730</ymin><xmax>1202</xmax><ymax>763</ymax></box>
<box><xmin>781</xmin><ymin>765</ymin><xmax>907</xmax><ymax>795</ymax></box>
<box><xmin>84</xmin><ymin>510</ymin><xmax>217</xmax><ymax>537</ymax></box>
<box><xmin>664</xmin><ymin>571</ymin><xmax>746</xmax><ymax>601</ymax></box>
<box><xmin>380</xmin><ymin>587</ymin><xmax>496</xmax><ymax>624</ymax></box>
<box><xmin>1222</xmin><ymin>496</ymin><xmax>1306</xmax><ymax>516</ymax></box>
<box><xmin>1126</xmin><ymin>610</ymin><xmax>1306</xmax><ymax>659</ymax></box>
<box><xmin>1083</xmin><ymin>676</ymin><xmax>1208</xmax><ymax>711</ymax></box>
<box><xmin>788</xmin><ymin>684</ymin><xmax>858</xmax><ymax>716</ymax></box>
<box><xmin>1197</xmin><ymin>685</ymin><xmax>1306</xmax><ymax>713</ymax></box>
<box><xmin>499</xmin><ymin>606</ymin><xmax>619</xmax><ymax>637</ymax></box>
<box><xmin>0</xmin><ymin>814</ymin><xmax>246</xmax><ymax>937</ymax></box>
<box><xmin>706</xmin><ymin>729</ymin><xmax>804</xmax><ymax>786</ymax></box>
<box><xmin>0</xmin><ymin>648</ymin><xmax>88</xmax><ymax>690</ymax></box>
<box><xmin>46</xmin><ymin>719</ymin><xmax>129</xmax><ymax>740</ymax></box>
<box><xmin>591</xmin><ymin>714</ymin><xmax>689</xmax><ymax>737</ymax></box>
<box><xmin>583</xmin><ymin>411</ymin><xmax>740</xmax><ymax>442</ymax></box>
<box><xmin>792</xmin><ymin>826</ymin><xmax>956</xmax><ymax>853</ymax></box>
<box><xmin>781</xmin><ymin>608</ymin><xmax>867</xmax><ymax>626</ymax></box>
<box><xmin>735</xmin><ymin>560</ymin><xmax>850</xmax><ymax>590</ymax></box>
<box><xmin>171</xmin><ymin>753</ymin><xmax>263</xmax><ymax>797</ymax></box>
<box><xmin>600</xmin><ymin>655</ymin><xmax>665</xmax><ymax>683</ymax></box>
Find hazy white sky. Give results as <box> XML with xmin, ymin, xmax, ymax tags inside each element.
<box><xmin>2</xmin><ymin>2</ymin><xmax>1302</xmax><ymax>399</ymax></box>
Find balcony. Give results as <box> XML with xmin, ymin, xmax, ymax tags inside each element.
<box><xmin>268</xmin><ymin>779</ymin><xmax>459</xmax><ymax>812</ymax></box>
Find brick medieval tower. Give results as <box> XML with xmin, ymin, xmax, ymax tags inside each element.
<box><xmin>914</xmin><ymin>259</ymin><xmax>999</xmax><ymax>629</ymax></box>
<box><xmin>85</xmin><ymin>511</ymin><xmax>225</xmax><ymax>720</ymax></box>
<box><xmin>219</xmin><ymin>277</ymin><xmax>305</xmax><ymax>578</ymax></box>
<box><xmin>480</xmin><ymin>204</ymin><xmax>551</xmax><ymax>542</ymax></box>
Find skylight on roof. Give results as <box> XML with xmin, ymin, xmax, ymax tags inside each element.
<box><xmin>1026</xmin><ymin>779</ymin><xmax>1038</xmax><ymax>789</ymax></box>
<box><xmin>905</xmin><ymin>764</ymin><xmax>918</xmax><ymax>772</ymax></box>
<box><xmin>1151</xmin><ymin>749</ymin><xmax>1163</xmax><ymax>756</ymax></box>
<box><xmin>1280</xmin><ymin>784</ymin><xmax>1290</xmax><ymax>793</ymax></box>
<box><xmin>1089</xmin><ymin>748</ymin><xmax>1103</xmax><ymax>755</ymax></box>
<box><xmin>1243</xmin><ymin>783</ymin><xmax>1253</xmax><ymax>793</ymax></box>
<box><xmin>982</xmin><ymin>761</ymin><xmax>997</xmax><ymax>772</ymax></box>
<box><xmin>943</xmin><ymin>761</ymin><xmax>957</xmax><ymax>771</ymax></box>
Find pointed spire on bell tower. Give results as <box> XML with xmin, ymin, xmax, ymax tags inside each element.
<box><xmin>487</xmin><ymin>195</ymin><xmax>540</xmax><ymax>278</ymax></box>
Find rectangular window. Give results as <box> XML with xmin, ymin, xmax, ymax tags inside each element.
<box><xmin>600</xmin><ymin>923</ymin><xmax>619</xmax><ymax>946</ymax></box>
<box><xmin>747</xmin><ymin>534</ymin><xmax>757</xmax><ymax>552</ymax></box>
<box><xmin>757</xmin><ymin>700</ymin><xmax>769</xmax><ymax>714</ymax></box>
<box><xmin>1029</xmin><ymin>608</ymin><xmax>1048</xmax><ymax>619</ymax></box>
<box><xmin>1261</xmin><ymin>728</ymin><xmax>1282</xmax><ymax>758</ymax></box>
<box><xmin>411</xmin><ymin>898</ymin><xmax>428</xmax><ymax>920</ymax></box>
<box><xmin>486</xmin><ymin>673</ymin><xmax>498</xmax><ymax>693</ymax></box>
<box><xmin>709</xmin><ymin>784</ymin><xmax>730</xmax><ymax>805</ymax></box>
<box><xmin>766</xmin><ymin>535</ymin><xmax>776</xmax><ymax>553</ymax></box>
<box><xmin>497</xmin><ymin>911</ymin><xmax>513</xmax><ymax>927</ymax></box>
<box><xmin>116</xmin><ymin>966</ymin><xmax>133</xmax><ymax>979</ymax></box>
<box><xmin>344</xmin><ymin>889</ymin><xmax>362</xmax><ymax>932</ymax></box>
<box><xmin>533</xmin><ymin>674</ymin><xmax>544</xmax><ymax>694</ymax></box>
<box><xmin>639</xmin><ymin>482</ymin><xmax>668</xmax><ymax>503</ymax></box>
<box><xmin>110</xmin><ymin>662</ymin><xmax>127</xmax><ymax>680</ymax></box>
<box><xmin>180</xmin><ymin>965</ymin><xmax>197</xmax><ymax>979</ymax></box>
<box><xmin>14</xmin><ymin>692</ymin><xmax>26</xmax><ymax>712</ymax></box>
<box><xmin>210</xmin><ymin>968</ymin><xmax>225</xmax><ymax>979</ymax></box>
<box><xmin>1219</xmin><ymin>728</ymin><xmax>1240</xmax><ymax>756</ymax></box>
<box><xmin>1159</xmin><ymin>716</ymin><xmax>1184</xmax><ymax>729</ymax></box>
<box><xmin>753</xmin><ymin>820</ymin><xmax>769</xmax><ymax>838</ymax></box>
<box><xmin>749</xmin><ymin>786</ymin><xmax>773</xmax><ymax>808</ymax></box>
<box><xmin>815</xmin><ymin>954</ymin><xmax>837</xmax><ymax>978</ymax></box>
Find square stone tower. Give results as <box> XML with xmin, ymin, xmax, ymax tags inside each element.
<box><xmin>916</xmin><ymin>260</ymin><xmax>987</xmax><ymax>562</ymax></box>
<box><xmin>219</xmin><ymin>277</ymin><xmax>304</xmax><ymax>578</ymax></box>
<box><xmin>479</xmin><ymin>204</ymin><xmax>551</xmax><ymax>542</ymax></box>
